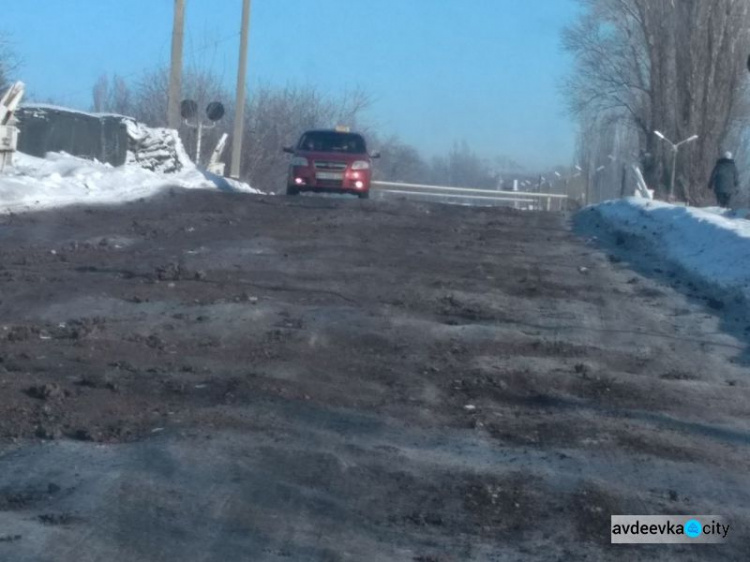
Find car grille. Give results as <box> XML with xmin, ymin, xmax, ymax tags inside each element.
<box><xmin>318</xmin><ymin>180</ymin><xmax>344</xmax><ymax>188</ymax></box>
<box><xmin>314</xmin><ymin>161</ymin><xmax>348</xmax><ymax>170</ymax></box>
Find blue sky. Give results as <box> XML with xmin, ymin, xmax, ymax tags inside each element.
<box><xmin>5</xmin><ymin>0</ymin><xmax>579</xmax><ymax>170</ymax></box>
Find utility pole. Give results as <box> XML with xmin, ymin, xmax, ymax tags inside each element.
<box><xmin>167</xmin><ymin>0</ymin><xmax>186</xmax><ymax>129</ymax></box>
<box><xmin>231</xmin><ymin>0</ymin><xmax>252</xmax><ymax>179</ymax></box>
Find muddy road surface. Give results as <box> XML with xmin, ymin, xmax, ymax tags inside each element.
<box><xmin>0</xmin><ymin>190</ymin><xmax>748</xmax><ymax>561</ymax></box>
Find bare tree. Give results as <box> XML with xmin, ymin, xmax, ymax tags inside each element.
<box><xmin>91</xmin><ymin>74</ymin><xmax>134</xmax><ymax>116</ymax></box>
<box><xmin>671</xmin><ymin>0</ymin><xmax>750</xmax><ymax>203</ymax></box>
<box><xmin>563</xmin><ymin>0</ymin><xmax>750</xmax><ymax>204</ymax></box>
<box><xmin>369</xmin><ymin>135</ymin><xmax>428</xmax><ymax>184</ymax></box>
<box><xmin>92</xmin><ymin>75</ymin><xmax>109</xmax><ymax>113</ymax></box>
<box><xmin>110</xmin><ymin>75</ymin><xmax>132</xmax><ymax>116</ymax></box>
<box><xmin>130</xmin><ymin>68</ymin><xmax>170</xmax><ymax>126</ymax></box>
<box><xmin>367</xmin><ymin>138</ymin><xmax>500</xmax><ymax>189</ymax></box>
<box><xmin>431</xmin><ymin>141</ymin><xmax>496</xmax><ymax>189</ymax></box>
<box><xmin>0</xmin><ymin>32</ymin><xmax>19</xmax><ymax>93</ymax></box>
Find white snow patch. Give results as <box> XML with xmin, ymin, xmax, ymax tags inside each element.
<box><xmin>0</xmin><ymin>151</ymin><xmax>262</xmax><ymax>214</ymax></box>
<box><xmin>19</xmin><ymin>103</ymin><xmax>131</xmax><ymax>120</ymax></box>
<box><xmin>124</xmin><ymin>120</ymin><xmax>194</xmax><ymax>174</ymax></box>
<box><xmin>586</xmin><ymin>197</ymin><xmax>750</xmax><ymax>303</ymax></box>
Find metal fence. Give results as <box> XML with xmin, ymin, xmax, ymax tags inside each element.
<box><xmin>371</xmin><ymin>181</ymin><xmax>569</xmax><ymax>210</ymax></box>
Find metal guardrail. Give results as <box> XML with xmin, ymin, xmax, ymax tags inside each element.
<box><xmin>371</xmin><ymin>180</ymin><xmax>569</xmax><ymax>211</ymax></box>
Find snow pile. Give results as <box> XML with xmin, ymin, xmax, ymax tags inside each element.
<box><xmin>699</xmin><ymin>206</ymin><xmax>750</xmax><ymax>221</ymax></box>
<box><xmin>125</xmin><ymin>120</ymin><xmax>192</xmax><ymax>174</ymax></box>
<box><xmin>0</xmin><ymin>151</ymin><xmax>261</xmax><ymax>214</ymax></box>
<box><xmin>582</xmin><ymin>197</ymin><xmax>750</xmax><ymax>303</ymax></box>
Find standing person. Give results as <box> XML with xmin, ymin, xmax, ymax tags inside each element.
<box><xmin>709</xmin><ymin>152</ymin><xmax>739</xmax><ymax>207</ymax></box>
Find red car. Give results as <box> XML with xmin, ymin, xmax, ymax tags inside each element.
<box><xmin>283</xmin><ymin>128</ymin><xmax>379</xmax><ymax>199</ymax></box>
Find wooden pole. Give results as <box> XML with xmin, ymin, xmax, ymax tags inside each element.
<box><xmin>230</xmin><ymin>0</ymin><xmax>252</xmax><ymax>179</ymax></box>
<box><xmin>167</xmin><ymin>0</ymin><xmax>185</xmax><ymax>130</ymax></box>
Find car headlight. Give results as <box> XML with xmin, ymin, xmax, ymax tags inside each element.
<box><xmin>291</xmin><ymin>157</ymin><xmax>309</xmax><ymax>167</ymax></box>
<box><xmin>351</xmin><ymin>160</ymin><xmax>370</xmax><ymax>170</ymax></box>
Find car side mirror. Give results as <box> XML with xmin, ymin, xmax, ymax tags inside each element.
<box><xmin>370</xmin><ymin>151</ymin><xmax>381</xmax><ymax>159</ymax></box>
<box><xmin>283</xmin><ymin>146</ymin><xmax>294</xmax><ymax>154</ymax></box>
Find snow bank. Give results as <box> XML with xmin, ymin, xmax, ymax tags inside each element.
<box><xmin>124</xmin><ymin>120</ymin><xmax>193</xmax><ymax>174</ymax></box>
<box><xmin>0</xmin><ymin>151</ymin><xmax>261</xmax><ymax>214</ymax></box>
<box><xmin>582</xmin><ymin>197</ymin><xmax>750</xmax><ymax>303</ymax></box>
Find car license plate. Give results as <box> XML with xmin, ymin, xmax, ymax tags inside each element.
<box><xmin>316</xmin><ymin>172</ymin><xmax>344</xmax><ymax>181</ymax></box>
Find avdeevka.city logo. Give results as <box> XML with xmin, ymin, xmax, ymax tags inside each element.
<box><xmin>684</xmin><ymin>519</ymin><xmax>702</xmax><ymax>539</ymax></box>
<box><xmin>611</xmin><ymin>515</ymin><xmax>730</xmax><ymax>544</ymax></box>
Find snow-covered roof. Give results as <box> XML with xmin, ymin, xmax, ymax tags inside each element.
<box><xmin>19</xmin><ymin>103</ymin><xmax>135</xmax><ymax>120</ymax></box>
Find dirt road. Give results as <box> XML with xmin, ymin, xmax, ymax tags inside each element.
<box><xmin>0</xmin><ymin>190</ymin><xmax>748</xmax><ymax>561</ymax></box>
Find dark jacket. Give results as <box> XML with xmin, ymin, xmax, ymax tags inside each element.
<box><xmin>709</xmin><ymin>158</ymin><xmax>739</xmax><ymax>194</ymax></box>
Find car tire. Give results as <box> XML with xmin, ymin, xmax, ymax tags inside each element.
<box><xmin>286</xmin><ymin>186</ymin><xmax>299</xmax><ymax>196</ymax></box>
<box><xmin>358</xmin><ymin>191</ymin><xmax>370</xmax><ymax>200</ymax></box>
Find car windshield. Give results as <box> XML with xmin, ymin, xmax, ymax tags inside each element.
<box><xmin>298</xmin><ymin>132</ymin><xmax>366</xmax><ymax>154</ymax></box>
